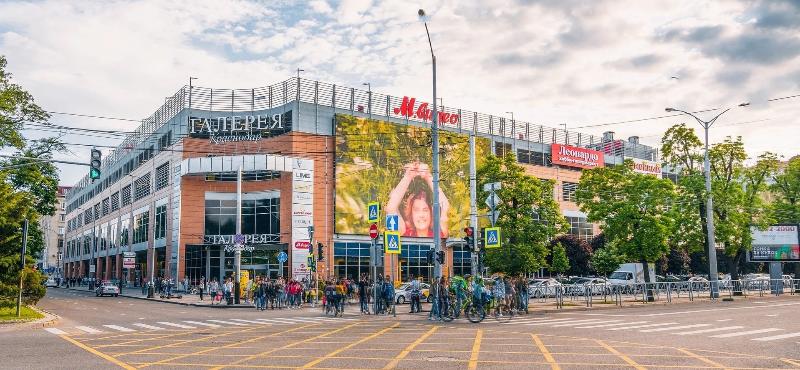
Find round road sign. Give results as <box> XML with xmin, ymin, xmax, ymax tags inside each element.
<box><xmin>369</xmin><ymin>223</ymin><xmax>379</xmax><ymax>239</ymax></box>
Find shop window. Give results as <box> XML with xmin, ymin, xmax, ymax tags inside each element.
<box><xmin>400</xmin><ymin>244</ymin><xmax>433</xmax><ymax>283</ymax></box>
<box><xmin>452</xmin><ymin>244</ymin><xmax>472</xmax><ymax>277</ymax></box>
<box><xmin>332</xmin><ymin>242</ymin><xmax>370</xmax><ymax>280</ymax></box>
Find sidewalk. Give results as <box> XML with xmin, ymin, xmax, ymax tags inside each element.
<box><xmin>63</xmin><ymin>286</ymin><xmax>262</xmax><ymax>308</ymax></box>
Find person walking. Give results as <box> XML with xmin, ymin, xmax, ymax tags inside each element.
<box><xmin>358</xmin><ymin>275</ymin><xmax>369</xmax><ymax>314</ymax></box>
<box><xmin>409</xmin><ymin>276</ymin><xmax>422</xmax><ymax>313</ymax></box>
<box><xmin>224</xmin><ymin>277</ymin><xmax>233</xmax><ymax>305</ymax></box>
<box><xmin>438</xmin><ymin>277</ymin><xmax>449</xmax><ymax>320</ymax></box>
<box><xmin>428</xmin><ymin>276</ymin><xmax>440</xmax><ymax>320</ymax></box>
<box><xmin>382</xmin><ymin>275</ymin><xmax>395</xmax><ymax>317</ymax></box>
<box><xmin>209</xmin><ymin>278</ymin><xmax>219</xmax><ymax>305</ymax></box>
<box><xmin>335</xmin><ymin>278</ymin><xmax>347</xmax><ymax>316</ymax></box>
<box><xmin>198</xmin><ymin>276</ymin><xmax>205</xmax><ymax>301</ymax></box>
<box><xmin>492</xmin><ymin>276</ymin><xmax>506</xmax><ymax>316</ymax></box>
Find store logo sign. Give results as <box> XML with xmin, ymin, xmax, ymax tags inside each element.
<box><xmin>629</xmin><ymin>158</ymin><xmax>662</xmax><ymax>178</ymax></box>
<box><xmin>392</xmin><ymin>96</ymin><xmax>459</xmax><ymax>125</ymax></box>
<box><xmin>551</xmin><ymin>144</ymin><xmax>604</xmax><ymax>169</ymax></box>
<box><xmin>188</xmin><ymin>111</ymin><xmax>291</xmax><ymax>144</ymax></box>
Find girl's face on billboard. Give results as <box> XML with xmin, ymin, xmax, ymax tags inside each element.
<box><xmin>411</xmin><ymin>198</ymin><xmax>431</xmax><ymax>231</ymax></box>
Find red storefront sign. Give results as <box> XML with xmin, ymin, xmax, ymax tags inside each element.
<box><xmin>551</xmin><ymin>144</ymin><xmax>604</xmax><ymax>169</ymax></box>
<box><xmin>294</xmin><ymin>241</ymin><xmax>311</xmax><ymax>250</ymax></box>
<box><xmin>392</xmin><ymin>96</ymin><xmax>460</xmax><ymax>125</ymax></box>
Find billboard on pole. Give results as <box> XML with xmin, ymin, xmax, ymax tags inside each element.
<box><xmin>749</xmin><ymin>225</ymin><xmax>800</xmax><ymax>262</ymax></box>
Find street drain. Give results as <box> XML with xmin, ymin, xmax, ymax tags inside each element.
<box><xmin>426</xmin><ymin>356</ymin><xmax>458</xmax><ymax>362</ymax></box>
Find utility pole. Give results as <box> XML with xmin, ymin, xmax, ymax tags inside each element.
<box><xmin>234</xmin><ymin>165</ymin><xmax>242</xmax><ymax>304</ymax></box>
<box><xmin>17</xmin><ymin>219</ymin><xmax>28</xmax><ymax>317</ymax></box>
<box><xmin>469</xmin><ymin>134</ymin><xmax>479</xmax><ymax>276</ymax></box>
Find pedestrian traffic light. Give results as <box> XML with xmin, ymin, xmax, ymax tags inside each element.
<box><xmin>89</xmin><ymin>148</ymin><xmax>102</xmax><ymax>180</ymax></box>
<box><xmin>435</xmin><ymin>251</ymin><xmax>445</xmax><ymax>265</ymax></box>
<box><xmin>426</xmin><ymin>248</ymin><xmax>434</xmax><ymax>265</ymax></box>
<box><xmin>464</xmin><ymin>227</ymin><xmax>474</xmax><ymax>248</ymax></box>
<box><xmin>317</xmin><ymin>242</ymin><xmax>324</xmax><ymax>261</ymax></box>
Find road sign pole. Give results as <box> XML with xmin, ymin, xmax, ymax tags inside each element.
<box><xmin>469</xmin><ymin>134</ymin><xmax>479</xmax><ymax>277</ymax></box>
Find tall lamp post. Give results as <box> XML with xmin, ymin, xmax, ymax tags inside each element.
<box><xmin>665</xmin><ymin>103</ymin><xmax>749</xmax><ymax>298</ymax></box>
<box><xmin>419</xmin><ymin>8</ymin><xmax>442</xmax><ymax>279</ymax></box>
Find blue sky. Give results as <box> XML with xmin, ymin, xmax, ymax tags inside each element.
<box><xmin>0</xmin><ymin>0</ymin><xmax>798</xmax><ymax>185</ymax></box>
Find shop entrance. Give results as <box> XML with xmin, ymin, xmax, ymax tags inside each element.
<box><xmin>185</xmin><ymin>243</ymin><xmax>288</xmax><ymax>285</ymax></box>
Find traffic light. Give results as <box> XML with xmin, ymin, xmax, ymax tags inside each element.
<box><xmin>317</xmin><ymin>242</ymin><xmax>324</xmax><ymax>261</ymax></box>
<box><xmin>464</xmin><ymin>227</ymin><xmax>474</xmax><ymax>249</ymax></box>
<box><xmin>89</xmin><ymin>148</ymin><xmax>102</xmax><ymax>180</ymax></box>
<box><xmin>435</xmin><ymin>251</ymin><xmax>445</xmax><ymax>265</ymax></box>
<box><xmin>426</xmin><ymin>248</ymin><xmax>434</xmax><ymax>264</ymax></box>
<box><xmin>307</xmin><ymin>253</ymin><xmax>316</xmax><ymax>272</ymax></box>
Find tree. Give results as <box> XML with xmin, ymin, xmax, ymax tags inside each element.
<box><xmin>590</xmin><ymin>233</ymin><xmax>607</xmax><ymax>252</ymax></box>
<box><xmin>477</xmin><ymin>154</ymin><xmax>567</xmax><ymax>275</ymax></box>
<box><xmin>550</xmin><ymin>243</ymin><xmax>569</xmax><ymax>277</ymax></box>
<box><xmin>550</xmin><ymin>234</ymin><xmax>592</xmax><ymax>276</ymax></box>
<box><xmin>591</xmin><ymin>242</ymin><xmax>625</xmax><ymax>277</ymax></box>
<box><xmin>0</xmin><ymin>55</ymin><xmax>57</xmax><ymax>308</ymax></box>
<box><xmin>772</xmin><ymin>156</ymin><xmax>800</xmax><ymax>223</ymax></box>
<box><xmin>576</xmin><ymin>160</ymin><xmax>675</xmax><ymax>300</ymax></box>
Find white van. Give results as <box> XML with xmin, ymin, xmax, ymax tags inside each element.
<box><xmin>608</xmin><ymin>263</ymin><xmax>656</xmax><ymax>291</ymax></box>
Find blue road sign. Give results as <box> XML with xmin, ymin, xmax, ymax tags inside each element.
<box><xmin>277</xmin><ymin>251</ymin><xmax>288</xmax><ymax>263</ymax></box>
<box><xmin>384</xmin><ymin>231</ymin><xmax>401</xmax><ymax>254</ymax></box>
<box><xmin>386</xmin><ymin>214</ymin><xmax>399</xmax><ymax>231</ymax></box>
<box><xmin>485</xmin><ymin>227</ymin><xmax>501</xmax><ymax>249</ymax></box>
<box><xmin>367</xmin><ymin>202</ymin><xmax>380</xmax><ymax>223</ymax></box>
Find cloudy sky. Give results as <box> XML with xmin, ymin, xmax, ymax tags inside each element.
<box><xmin>1</xmin><ymin>0</ymin><xmax>798</xmax><ymax>186</ymax></box>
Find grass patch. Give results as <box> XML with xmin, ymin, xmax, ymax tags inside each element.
<box><xmin>0</xmin><ymin>306</ymin><xmax>44</xmax><ymax>321</ymax></box>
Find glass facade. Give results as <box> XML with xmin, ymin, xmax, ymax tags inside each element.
<box><xmin>204</xmin><ymin>198</ymin><xmax>280</xmax><ymax>237</ymax></box>
<box><xmin>154</xmin><ymin>204</ymin><xmax>167</xmax><ymax>240</ymax></box>
<box><xmin>567</xmin><ymin>215</ymin><xmax>593</xmax><ymax>241</ymax></box>
<box><xmin>452</xmin><ymin>244</ymin><xmax>472</xmax><ymax>276</ymax></box>
<box><xmin>399</xmin><ymin>243</ymin><xmax>433</xmax><ymax>282</ymax></box>
<box><xmin>333</xmin><ymin>242</ymin><xmax>370</xmax><ymax>280</ymax></box>
<box><xmin>133</xmin><ymin>209</ymin><xmax>149</xmax><ymax>245</ymax></box>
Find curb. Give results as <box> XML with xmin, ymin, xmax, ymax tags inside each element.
<box><xmin>63</xmin><ymin>287</ymin><xmax>256</xmax><ymax>309</ymax></box>
<box><xmin>0</xmin><ymin>305</ymin><xmax>59</xmax><ymax>328</ymax></box>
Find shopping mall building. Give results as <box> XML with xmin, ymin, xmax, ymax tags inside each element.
<box><xmin>62</xmin><ymin>78</ymin><xmax>670</xmax><ymax>285</ymax></box>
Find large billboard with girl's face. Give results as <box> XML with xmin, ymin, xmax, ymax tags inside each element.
<box><xmin>334</xmin><ymin>115</ymin><xmax>490</xmax><ymax>236</ymax></box>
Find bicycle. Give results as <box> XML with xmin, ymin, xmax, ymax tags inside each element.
<box><xmin>466</xmin><ymin>295</ymin><xmax>512</xmax><ymax>323</ymax></box>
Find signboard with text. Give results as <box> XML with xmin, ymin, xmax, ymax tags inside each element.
<box><xmin>551</xmin><ymin>144</ymin><xmax>604</xmax><ymax>169</ymax></box>
<box><xmin>188</xmin><ymin>111</ymin><xmax>292</xmax><ymax>144</ymax></box>
<box><xmin>749</xmin><ymin>225</ymin><xmax>800</xmax><ymax>262</ymax></box>
<box><xmin>628</xmin><ymin>158</ymin><xmax>662</xmax><ymax>178</ymax></box>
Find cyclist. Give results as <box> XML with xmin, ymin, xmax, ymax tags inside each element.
<box><xmin>492</xmin><ymin>276</ymin><xmax>506</xmax><ymax>316</ymax></box>
<box><xmin>451</xmin><ymin>274</ymin><xmax>468</xmax><ymax>318</ymax></box>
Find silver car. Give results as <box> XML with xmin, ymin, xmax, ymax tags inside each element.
<box><xmin>528</xmin><ymin>278</ymin><xmax>561</xmax><ymax>298</ymax></box>
<box><xmin>394</xmin><ymin>282</ymin><xmax>431</xmax><ymax>304</ymax></box>
<box><xmin>95</xmin><ymin>281</ymin><xmax>120</xmax><ymax>297</ymax></box>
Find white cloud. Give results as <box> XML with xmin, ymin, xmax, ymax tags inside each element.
<box><xmin>0</xmin><ymin>0</ymin><xmax>798</xmax><ymax>186</ymax></box>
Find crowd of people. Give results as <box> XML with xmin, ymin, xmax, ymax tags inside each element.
<box><xmin>192</xmin><ymin>275</ymin><xmax>314</xmax><ymax>308</ymax></box>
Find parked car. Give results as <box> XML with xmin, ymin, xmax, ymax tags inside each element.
<box><xmin>45</xmin><ymin>277</ymin><xmax>58</xmax><ymax>288</ymax></box>
<box><xmin>95</xmin><ymin>281</ymin><xmax>120</xmax><ymax>297</ymax></box>
<box><xmin>394</xmin><ymin>282</ymin><xmax>430</xmax><ymax>304</ymax></box>
<box><xmin>568</xmin><ymin>277</ymin><xmax>610</xmax><ymax>296</ymax></box>
<box><xmin>528</xmin><ymin>278</ymin><xmax>561</xmax><ymax>298</ymax></box>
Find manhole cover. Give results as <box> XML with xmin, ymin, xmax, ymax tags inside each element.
<box><xmin>426</xmin><ymin>356</ymin><xmax>458</xmax><ymax>362</ymax></box>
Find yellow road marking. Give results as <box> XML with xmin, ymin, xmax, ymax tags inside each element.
<box><xmin>301</xmin><ymin>322</ymin><xmax>399</xmax><ymax>368</ymax></box>
<box><xmin>209</xmin><ymin>320</ymin><xmax>364</xmax><ymax>370</ymax></box>
<box><xmin>782</xmin><ymin>358</ymin><xmax>800</xmax><ymax>367</ymax></box>
<box><xmin>532</xmin><ymin>334</ymin><xmax>561</xmax><ymax>370</ymax></box>
<box><xmin>677</xmin><ymin>348</ymin><xmax>730</xmax><ymax>369</ymax></box>
<box><xmin>595</xmin><ymin>339</ymin><xmax>646</xmax><ymax>370</ymax></box>
<box><xmin>468</xmin><ymin>329</ymin><xmax>483</xmax><ymax>370</ymax></box>
<box><xmin>114</xmin><ymin>324</ymin><xmax>266</xmax><ymax>357</ymax></box>
<box><xmin>138</xmin><ymin>323</ymin><xmax>318</xmax><ymax>368</ymax></box>
<box><xmin>382</xmin><ymin>325</ymin><xmax>438</xmax><ymax>369</ymax></box>
<box><xmin>59</xmin><ymin>335</ymin><xmax>136</xmax><ymax>370</ymax></box>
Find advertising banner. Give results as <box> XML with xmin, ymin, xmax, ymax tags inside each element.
<box><xmin>550</xmin><ymin>144</ymin><xmax>604</xmax><ymax>169</ymax></box>
<box><xmin>334</xmin><ymin>114</ymin><xmax>490</xmax><ymax>236</ymax></box>
<box><xmin>749</xmin><ymin>225</ymin><xmax>800</xmax><ymax>262</ymax></box>
<box><xmin>628</xmin><ymin>158</ymin><xmax>662</xmax><ymax>178</ymax></box>
<box><xmin>291</xmin><ymin>159</ymin><xmax>314</xmax><ymax>276</ymax></box>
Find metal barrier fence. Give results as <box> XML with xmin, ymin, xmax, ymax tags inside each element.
<box><xmin>525</xmin><ymin>278</ymin><xmax>799</xmax><ymax>309</ymax></box>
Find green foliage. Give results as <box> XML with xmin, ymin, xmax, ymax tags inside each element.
<box><xmin>333</xmin><ymin>114</ymin><xmax>489</xmax><ymax>235</ymax></box>
<box><xmin>772</xmin><ymin>156</ymin><xmax>800</xmax><ymax>223</ymax></box>
<box><xmin>576</xmin><ymin>160</ymin><xmax>675</xmax><ymax>283</ymax></box>
<box><xmin>550</xmin><ymin>234</ymin><xmax>592</xmax><ymax>276</ymax></box>
<box><xmin>0</xmin><ymin>305</ymin><xmax>43</xmax><ymax>321</ymax></box>
<box><xmin>591</xmin><ymin>242</ymin><xmax>625</xmax><ymax>277</ymax></box>
<box><xmin>550</xmin><ymin>243</ymin><xmax>569</xmax><ymax>275</ymax></box>
<box><xmin>0</xmin><ymin>55</ymin><xmax>57</xmax><ymax>307</ymax></box>
<box><xmin>478</xmin><ymin>154</ymin><xmax>567</xmax><ymax>275</ymax></box>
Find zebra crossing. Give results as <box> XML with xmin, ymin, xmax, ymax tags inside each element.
<box><xmin>43</xmin><ymin>315</ymin><xmax>358</xmax><ymax>336</ymax></box>
<box><xmin>488</xmin><ymin>315</ymin><xmax>797</xmax><ymax>342</ymax></box>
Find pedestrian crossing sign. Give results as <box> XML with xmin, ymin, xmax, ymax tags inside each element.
<box><xmin>367</xmin><ymin>202</ymin><xmax>380</xmax><ymax>223</ymax></box>
<box><xmin>485</xmin><ymin>227</ymin><xmax>501</xmax><ymax>249</ymax></box>
<box><xmin>384</xmin><ymin>231</ymin><xmax>401</xmax><ymax>254</ymax></box>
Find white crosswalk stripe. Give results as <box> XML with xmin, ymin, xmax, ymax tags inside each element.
<box><xmin>183</xmin><ymin>321</ymin><xmax>220</xmax><ymax>328</ymax></box>
<box><xmin>207</xmin><ymin>319</ymin><xmax>248</xmax><ymax>326</ymax></box>
<box><xmin>229</xmin><ymin>319</ymin><xmax>266</xmax><ymax>324</ymax></box>
<box><xmin>44</xmin><ymin>328</ymin><xmax>67</xmax><ymax>335</ymax></box>
<box><xmin>674</xmin><ymin>326</ymin><xmax>744</xmax><ymax>335</ymax></box>
<box><xmin>549</xmin><ymin>319</ymin><xmax>609</xmax><ymax>327</ymax></box>
<box><xmin>710</xmin><ymin>328</ymin><xmax>782</xmax><ymax>338</ymax></box>
<box><xmin>607</xmin><ymin>322</ymin><xmax>678</xmax><ymax>331</ymax></box>
<box><xmin>751</xmin><ymin>332</ymin><xmax>800</xmax><ymax>341</ymax></box>
<box><xmin>157</xmin><ymin>321</ymin><xmax>195</xmax><ymax>329</ymax></box>
<box><xmin>576</xmin><ymin>321</ymin><xmax>648</xmax><ymax>329</ymax></box>
<box><xmin>104</xmin><ymin>325</ymin><xmax>136</xmax><ymax>332</ymax></box>
<box><xmin>523</xmin><ymin>318</ymin><xmax>575</xmax><ymax>326</ymax></box>
<box><xmin>640</xmin><ymin>324</ymin><xmax>710</xmax><ymax>333</ymax></box>
<box><xmin>75</xmin><ymin>326</ymin><xmax>103</xmax><ymax>334</ymax></box>
<box><xmin>132</xmin><ymin>323</ymin><xmax>164</xmax><ymax>330</ymax></box>
<box><xmin>255</xmin><ymin>318</ymin><xmax>301</xmax><ymax>324</ymax></box>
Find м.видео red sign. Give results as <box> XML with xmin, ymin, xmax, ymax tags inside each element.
<box><xmin>551</xmin><ymin>143</ymin><xmax>604</xmax><ymax>169</ymax></box>
<box><xmin>393</xmin><ymin>96</ymin><xmax>460</xmax><ymax>125</ymax></box>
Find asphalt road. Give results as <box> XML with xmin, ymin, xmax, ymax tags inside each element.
<box><xmin>2</xmin><ymin>287</ymin><xmax>800</xmax><ymax>369</ymax></box>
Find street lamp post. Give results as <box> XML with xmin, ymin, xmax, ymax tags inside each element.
<box><xmin>362</xmin><ymin>82</ymin><xmax>371</xmax><ymax>119</ymax></box>
<box><xmin>419</xmin><ymin>8</ymin><xmax>443</xmax><ymax>279</ymax></box>
<box><xmin>665</xmin><ymin>103</ymin><xmax>749</xmax><ymax>299</ymax></box>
